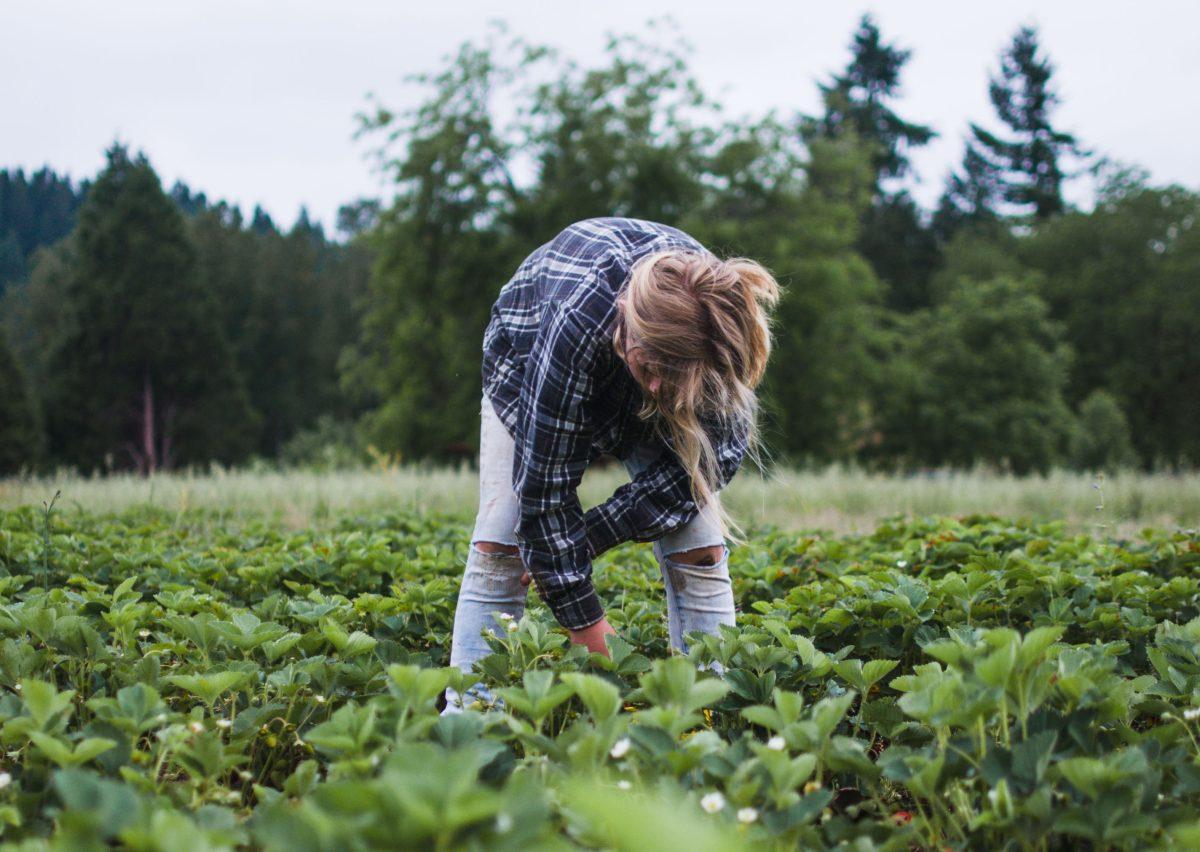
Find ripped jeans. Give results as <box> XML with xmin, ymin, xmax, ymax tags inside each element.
<box><xmin>445</xmin><ymin>397</ymin><xmax>735</xmax><ymax>709</ymax></box>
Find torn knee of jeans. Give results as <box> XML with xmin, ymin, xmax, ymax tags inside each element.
<box><xmin>665</xmin><ymin>545</ymin><xmax>726</xmax><ymax>566</ymax></box>
<box><xmin>472</xmin><ymin>541</ymin><xmax>520</xmax><ymax>558</ymax></box>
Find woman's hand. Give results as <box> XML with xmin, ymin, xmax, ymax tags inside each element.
<box><xmin>568</xmin><ymin>617</ymin><xmax>617</xmax><ymax>656</ymax></box>
<box><xmin>518</xmin><ymin>571</ymin><xmax>615</xmax><ymax>656</ymax></box>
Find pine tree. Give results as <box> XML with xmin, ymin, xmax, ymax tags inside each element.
<box><xmin>938</xmin><ymin>26</ymin><xmax>1082</xmax><ymax>233</ymax></box>
<box><xmin>249</xmin><ymin>205</ymin><xmax>278</xmax><ymax>236</ymax></box>
<box><xmin>812</xmin><ymin>15</ymin><xmax>934</xmax><ymax>189</ymax></box>
<box><xmin>0</xmin><ymin>328</ymin><xmax>43</xmax><ymax>473</ymax></box>
<box><xmin>811</xmin><ymin>15</ymin><xmax>938</xmax><ymax>311</ymax></box>
<box><xmin>42</xmin><ymin>144</ymin><xmax>258</xmax><ymax>472</ymax></box>
<box><xmin>933</xmin><ymin>144</ymin><xmax>1004</xmax><ymax>237</ymax></box>
<box><xmin>0</xmin><ymin>167</ymin><xmax>85</xmax><ymax>291</ymax></box>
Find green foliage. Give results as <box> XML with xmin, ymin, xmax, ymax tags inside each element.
<box><xmin>1024</xmin><ymin>175</ymin><xmax>1200</xmax><ymax>467</ymax></box>
<box><xmin>809</xmin><ymin>14</ymin><xmax>934</xmax><ymax>188</ymax></box>
<box><xmin>0</xmin><ymin>505</ymin><xmax>1198</xmax><ymax>847</ymax></box>
<box><xmin>0</xmin><ymin>329</ymin><xmax>42</xmax><ymax>474</ymax></box>
<box><xmin>687</xmin><ymin>126</ymin><xmax>884</xmax><ymax>462</ymax></box>
<box><xmin>1068</xmin><ymin>390</ymin><xmax>1137</xmax><ymax>472</ymax></box>
<box><xmin>40</xmin><ymin>144</ymin><xmax>258</xmax><ymax>471</ymax></box>
<box><xmin>938</xmin><ymin>26</ymin><xmax>1083</xmax><ymax>233</ymax></box>
<box><xmin>348</xmin><ymin>27</ymin><xmax>886</xmax><ymax>464</ymax></box>
<box><xmin>344</xmin><ymin>31</ymin><xmax>526</xmax><ymax>459</ymax></box>
<box><xmin>0</xmin><ymin>167</ymin><xmax>84</xmax><ymax>291</ymax></box>
<box><xmin>279</xmin><ymin>416</ymin><xmax>370</xmax><ymax>470</ymax></box>
<box><xmin>188</xmin><ymin>203</ymin><xmax>371</xmax><ymax>457</ymax></box>
<box><xmin>875</xmin><ymin>276</ymin><xmax>1073</xmax><ymax>473</ymax></box>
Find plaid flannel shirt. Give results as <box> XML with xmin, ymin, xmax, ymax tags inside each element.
<box><xmin>481</xmin><ymin>218</ymin><xmax>750</xmax><ymax>630</ymax></box>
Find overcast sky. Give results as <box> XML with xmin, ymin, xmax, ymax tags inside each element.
<box><xmin>4</xmin><ymin>1</ymin><xmax>1197</xmax><ymax>233</ymax></box>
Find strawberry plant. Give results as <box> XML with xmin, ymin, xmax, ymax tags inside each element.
<box><xmin>0</xmin><ymin>505</ymin><xmax>1198</xmax><ymax>848</ymax></box>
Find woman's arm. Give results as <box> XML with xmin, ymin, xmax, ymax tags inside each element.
<box><xmin>584</xmin><ymin>415</ymin><xmax>749</xmax><ymax>558</ymax></box>
<box><xmin>511</xmin><ymin>302</ymin><xmax>608</xmax><ymax>631</ymax></box>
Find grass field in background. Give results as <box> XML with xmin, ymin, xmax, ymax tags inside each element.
<box><xmin>2</xmin><ymin>465</ymin><xmax>1196</xmax><ymax>536</ymax></box>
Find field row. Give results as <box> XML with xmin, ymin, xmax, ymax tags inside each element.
<box><xmin>3</xmin><ymin>466</ymin><xmax>1198</xmax><ymax>535</ymax></box>
<box><xmin>0</xmin><ymin>507</ymin><xmax>1198</xmax><ymax>848</ymax></box>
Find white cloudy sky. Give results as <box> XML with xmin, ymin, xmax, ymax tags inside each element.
<box><xmin>4</xmin><ymin>0</ymin><xmax>1196</xmax><ymax>232</ymax></box>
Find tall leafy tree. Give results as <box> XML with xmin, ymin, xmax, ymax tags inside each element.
<box><xmin>513</xmin><ymin>30</ymin><xmax>713</xmax><ymax>243</ymax></box>
<box><xmin>1022</xmin><ymin>173</ymin><xmax>1200</xmax><ymax>467</ymax></box>
<box><xmin>874</xmin><ymin>275</ymin><xmax>1073</xmax><ymax>473</ymax></box>
<box><xmin>344</xmin><ymin>33</ymin><xmax>525</xmax><ymax>459</ymax></box>
<box><xmin>42</xmin><ymin>145</ymin><xmax>257</xmax><ymax>472</ymax></box>
<box><xmin>938</xmin><ymin>26</ymin><xmax>1082</xmax><ymax>233</ymax></box>
<box><xmin>686</xmin><ymin>124</ymin><xmax>884</xmax><ymax>461</ymax></box>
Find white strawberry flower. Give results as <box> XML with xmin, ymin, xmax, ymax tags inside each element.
<box><xmin>0</xmin><ymin>772</ymin><xmax>11</xmax><ymax>789</ymax></box>
<box><xmin>766</xmin><ymin>735</ymin><xmax>786</xmax><ymax>751</ymax></box>
<box><xmin>216</xmin><ymin>719</ymin><xmax>232</xmax><ymax>729</ymax></box>
<box><xmin>737</xmin><ymin>807</ymin><xmax>758</xmax><ymax>824</ymax></box>
<box><xmin>700</xmin><ymin>791</ymin><xmax>726</xmax><ymax>814</ymax></box>
<box><xmin>610</xmin><ymin>737</ymin><xmax>631</xmax><ymax>759</ymax></box>
<box><xmin>189</xmin><ymin>721</ymin><xmax>204</xmax><ymax>734</ymax></box>
<box><xmin>1184</xmin><ymin>707</ymin><xmax>1200</xmax><ymax>721</ymax></box>
<box><xmin>617</xmin><ymin>780</ymin><xmax>632</xmax><ymax>790</ymax></box>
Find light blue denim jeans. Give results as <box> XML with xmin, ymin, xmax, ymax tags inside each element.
<box><xmin>444</xmin><ymin>397</ymin><xmax>735</xmax><ymax>711</ymax></box>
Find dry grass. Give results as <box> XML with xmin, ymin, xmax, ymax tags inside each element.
<box><xmin>2</xmin><ymin>464</ymin><xmax>1196</xmax><ymax>536</ymax></box>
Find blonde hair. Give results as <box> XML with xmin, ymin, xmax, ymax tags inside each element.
<box><xmin>616</xmin><ymin>250</ymin><xmax>780</xmax><ymax>537</ymax></box>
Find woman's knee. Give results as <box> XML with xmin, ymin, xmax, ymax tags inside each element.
<box><xmin>474</xmin><ymin>541</ymin><xmax>520</xmax><ymax>556</ymax></box>
<box><xmin>667</xmin><ymin>544</ymin><xmax>725</xmax><ymax>566</ymax></box>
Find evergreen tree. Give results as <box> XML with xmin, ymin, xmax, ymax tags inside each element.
<box><xmin>249</xmin><ymin>205</ymin><xmax>278</xmax><ymax>236</ymax></box>
<box><xmin>859</xmin><ymin>191</ymin><xmax>940</xmax><ymax>311</ymax></box>
<box><xmin>1</xmin><ymin>240</ymin><xmax>75</xmax><ymax>395</ymax></box>
<box><xmin>169</xmin><ymin>180</ymin><xmax>211</xmax><ymax>216</ymax></box>
<box><xmin>0</xmin><ymin>167</ymin><xmax>85</xmax><ymax>291</ymax></box>
<box><xmin>42</xmin><ymin>144</ymin><xmax>257</xmax><ymax>472</ymax></box>
<box><xmin>939</xmin><ymin>27</ymin><xmax>1082</xmax><ymax>233</ymax></box>
<box><xmin>812</xmin><ymin>15</ymin><xmax>934</xmax><ymax>188</ymax></box>
<box><xmin>811</xmin><ymin>16</ymin><xmax>939</xmax><ymax>311</ymax></box>
<box><xmin>0</xmin><ymin>328</ymin><xmax>42</xmax><ymax>473</ymax></box>
<box><xmin>933</xmin><ymin>144</ymin><xmax>1004</xmax><ymax>237</ymax></box>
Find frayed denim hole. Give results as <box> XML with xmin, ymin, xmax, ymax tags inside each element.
<box><xmin>662</xmin><ymin>553</ymin><xmax>731</xmax><ymax>598</ymax></box>
<box><xmin>469</xmin><ymin>545</ymin><xmax>525</xmax><ymax>589</ymax></box>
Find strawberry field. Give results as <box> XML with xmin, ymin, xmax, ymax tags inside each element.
<box><xmin>1</xmin><ymin>505</ymin><xmax>1200</xmax><ymax>850</ymax></box>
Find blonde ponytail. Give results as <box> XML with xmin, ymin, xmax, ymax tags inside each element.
<box><xmin>618</xmin><ymin>250</ymin><xmax>780</xmax><ymax>537</ymax></box>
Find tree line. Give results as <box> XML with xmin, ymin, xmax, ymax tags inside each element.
<box><xmin>2</xmin><ymin>17</ymin><xmax>1197</xmax><ymax>475</ymax></box>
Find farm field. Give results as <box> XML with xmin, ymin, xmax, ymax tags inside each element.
<box><xmin>1</xmin><ymin>491</ymin><xmax>1200</xmax><ymax>848</ymax></box>
<box><xmin>2</xmin><ymin>466</ymin><xmax>1198</xmax><ymax>536</ymax></box>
